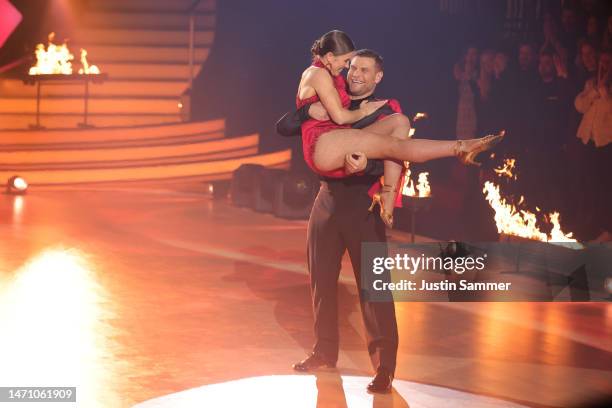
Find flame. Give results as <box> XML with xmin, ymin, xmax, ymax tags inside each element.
<box><xmin>494</xmin><ymin>158</ymin><xmax>516</xmax><ymax>180</ymax></box>
<box><xmin>416</xmin><ymin>172</ymin><xmax>431</xmax><ymax>197</ymax></box>
<box><xmin>483</xmin><ymin>158</ymin><xmax>581</xmax><ymax>248</ymax></box>
<box><xmin>412</xmin><ymin>112</ymin><xmax>428</xmax><ymax>121</ymax></box>
<box><xmin>401</xmin><ymin>165</ymin><xmax>431</xmax><ymax>197</ymax></box>
<box><xmin>29</xmin><ymin>32</ymin><xmax>73</xmax><ymax>75</ymax></box>
<box><xmin>77</xmin><ymin>49</ymin><xmax>100</xmax><ymax>75</ymax></box>
<box><xmin>29</xmin><ymin>32</ymin><xmax>100</xmax><ymax>75</ymax></box>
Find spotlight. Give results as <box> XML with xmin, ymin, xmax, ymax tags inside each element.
<box><xmin>7</xmin><ymin>176</ymin><xmax>28</xmax><ymax>194</ymax></box>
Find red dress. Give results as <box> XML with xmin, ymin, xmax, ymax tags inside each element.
<box><xmin>297</xmin><ymin>60</ymin><xmax>352</xmax><ymax>178</ymax></box>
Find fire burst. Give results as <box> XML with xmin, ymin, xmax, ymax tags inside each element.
<box><xmin>29</xmin><ymin>32</ymin><xmax>100</xmax><ymax>75</ymax></box>
<box><xmin>402</xmin><ymin>165</ymin><xmax>431</xmax><ymax>198</ymax></box>
<box><xmin>483</xmin><ymin>159</ymin><xmax>580</xmax><ymax>247</ymax></box>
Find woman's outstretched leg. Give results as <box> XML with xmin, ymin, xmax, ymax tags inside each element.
<box><xmin>314</xmin><ymin>129</ymin><xmax>458</xmax><ymax>172</ymax></box>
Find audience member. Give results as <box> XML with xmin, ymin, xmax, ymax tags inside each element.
<box><xmin>575</xmin><ymin>40</ymin><xmax>599</xmax><ymax>88</ymax></box>
<box><xmin>574</xmin><ymin>50</ymin><xmax>612</xmax><ymax>147</ymax></box>
<box><xmin>454</xmin><ymin>46</ymin><xmax>480</xmax><ymax>140</ymax></box>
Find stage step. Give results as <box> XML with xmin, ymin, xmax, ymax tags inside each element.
<box><xmin>97</xmin><ymin>62</ymin><xmax>200</xmax><ymax>80</ymax></box>
<box><xmin>0</xmin><ymin>119</ymin><xmax>225</xmax><ymax>145</ymax></box>
<box><xmin>73</xmin><ymin>44</ymin><xmax>209</xmax><ymax>64</ymax></box>
<box><xmin>0</xmin><ymin>96</ymin><xmax>182</xmax><ymax>115</ymax></box>
<box><xmin>74</xmin><ymin>28</ymin><xmax>213</xmax><ymax>47</ymax></box>
<box><xmin>0</xmin><ymin>134</ymin><xmax>258</xmax><ymax>168</ymax></box>
<box><xmin>0</xmin><ymin>113</ymin><xmax>182</xmax><ymax>130</ymax></box>
<box><xmin>0</xmin><ymin>150</ymin><xmax>291</xmax><ymax>185</ymax></box>
<box><xmin>0</xmin><ymin>78</ymin><xmax>189</xmax><ymax>98</ymax></box>
<box><xmin>88</xmin><ymin>0</ymin><xmax>215</xmax><ymax>13</ymax></box>
<box><xmin>81</xmin><ymin>11</ymin><xmax>215</xmax><ymax>30</ymax></box>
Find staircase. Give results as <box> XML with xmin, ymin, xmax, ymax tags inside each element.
<box><xmin>0</xmin><ymin>0</ymin><xmax>293</xmax><ymax>186</ymax></box>
<box><xmin>0</xmin><ymin>0</ymin><xmax>215</xmax><ymax>129</ymax></box>
<box><xmin>0</xmin><ymin>120</ymin><xmax>291</xmax><ymax>185</ymax></box>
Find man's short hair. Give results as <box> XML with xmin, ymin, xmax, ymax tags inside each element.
<box><xmin>353</xmin><ymin>49</ymin><xmax>384</xmax><ymax>72</ymax></box>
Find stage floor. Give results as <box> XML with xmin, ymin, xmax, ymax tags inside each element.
<box><xmin>0</xmin><ymin>185</ymin><xmax>610</xmax><ymax>408</ymax></box>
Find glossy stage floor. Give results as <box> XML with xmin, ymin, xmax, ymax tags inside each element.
<box><xmin>0</xmin><ymin>184</ymin><xmax>610</xmax><ymax>408</ymax></box>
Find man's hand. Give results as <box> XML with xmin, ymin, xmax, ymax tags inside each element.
<box><xmin>308</xmin><ymin>102</ymin><xmax>330</xmax><ymax>121</ymax></box>
<box><xmin>344</xmin><ymin>152</ymin><xmax>367</xmax><ymax>175</ymax></box>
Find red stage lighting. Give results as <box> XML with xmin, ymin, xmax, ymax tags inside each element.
<box><xmin>0</xmin><ymin>0</ymin><xmax>22</xmax><ymax>48</ymax></box>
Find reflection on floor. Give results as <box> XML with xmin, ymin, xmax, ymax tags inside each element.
<box><xmin>133</xmin><ymin>374</ymin><xmax>528</xmax><ymax>408</ymax></box>
<box><xmin>0</xmin><ymin>185</ymin><xmax>610</xmax><ymax>408</ymax></box>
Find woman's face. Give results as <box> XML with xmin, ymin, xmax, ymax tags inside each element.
<box><xmin>323</xmin><ymin>51</ymin><xmax>354</xmax><ymax>76</ymax></box>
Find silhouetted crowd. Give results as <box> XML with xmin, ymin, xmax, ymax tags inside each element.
<box><xmin>453</xmin><ymin>4</ymin><xmax>611</xmax><ymax>240</ymax></box>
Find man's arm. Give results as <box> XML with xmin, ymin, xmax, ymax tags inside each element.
<box><xmin>362</xmin><ymin>158</ymin><xmax>385</xmax><ymax>176</ymax></box>
<box><xmin>275</xmin><ymin>104</ymin><xmax>311</xmax><ymax>137</ymax></box>
<box><xmin>352</xmin><ymin>105</ymin><xmax>396</xmax><ymax>129</ymax></box>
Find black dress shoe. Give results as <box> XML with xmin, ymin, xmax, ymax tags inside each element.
<box><xmin>292</xmin><ymin>352</ymin><xmax>336</xmax><ymax>372</ymax></box>
<box><xmin>367</xmin><ymin>368</ymin><xmax>393</xmax><ymax>393</ymax></box>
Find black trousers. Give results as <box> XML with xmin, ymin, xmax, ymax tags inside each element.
<box><xmin>306</xmin><ymin>181</ymin><xmax>398</xmax><ymax>374</ymax></box>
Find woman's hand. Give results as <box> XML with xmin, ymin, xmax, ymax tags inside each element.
<box><xmin>359</xmin><ymin>99</ymin><xmax>388</xmax><ymax>116</ymax></box>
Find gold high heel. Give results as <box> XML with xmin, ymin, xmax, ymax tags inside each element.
<box><xmin>368</xmin><ymin>184</ymin><xmax>396</xmax><ymax>228</ymax></box>
<box><xmin>455</xmin><ymin>130</ymin><xmax>505</xmax><ymax>166</ymax></box>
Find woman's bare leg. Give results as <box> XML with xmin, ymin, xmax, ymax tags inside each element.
<box><xmin>313</xmin><ymin>128</ymin><xmax>459</xmax><ymax>172</ymax></box>
<box><xmin>361</xmin><ymin>114</ymin><xmax>412</xmax><ymax>217</ymax></box>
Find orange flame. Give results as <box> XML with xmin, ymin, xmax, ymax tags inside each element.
<box><xmin>29</xmin><ymin>32</ymin><xmax>73</xmax><ymax>75</ymax></box>
<box><xmin>483</xmin><ymin>158</ymin><xmax>581</xmax><ymax>248</ymax></box>
<box><xmin>401</xmin><ymin>165</ymin><xmax>431</xmax><ymax>197</ymax></box>
<box><xmin>77</xmin><ymin>49</ymin><xmax>100</xmax><ymax>75</ymax></box>
<box><xmin>29</xmin><ymin>32</ymin><xmax>100</xmax><ymax>75</ymax></box>
<box><xmin>494</xmin><ymin>158</ymin><xmax>516</xmax><ymax>180</ymax></box>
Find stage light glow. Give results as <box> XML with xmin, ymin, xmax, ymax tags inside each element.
<box><xmin>7</xmin><ymin>175</ymin><xmax>28</xmax><ymax>194</ymax></box>
<box><xmin>0</xmin><ymin>248</ymin><xmax>121</xmax><ymax>407</ymax></box>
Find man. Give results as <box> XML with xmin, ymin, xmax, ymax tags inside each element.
<box><xmin>276</xmin><ymin>49</ymin><xmax>401</xmax><ymax>393</ymax></box>
<box><xmin>524</xmin><ymin>50</ymin><xmax>572</xmax><ymax>211</ymax></box>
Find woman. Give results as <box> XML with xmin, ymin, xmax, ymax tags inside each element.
<box><xmin>297</xmin><ymin>30</ymin><xmax>503</xmax><ymax>227</ymax></box>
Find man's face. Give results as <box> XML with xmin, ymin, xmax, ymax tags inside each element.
<box><xmin>346</xmin><ymin>55</ymin><xmax>383</xmax><ymax>97</ymax></box>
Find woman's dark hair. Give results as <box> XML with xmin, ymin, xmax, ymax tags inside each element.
<box><xmin>311</xmin><ymin>30</ymin><xmax>355</xmax><ymax>57</ymax></box>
